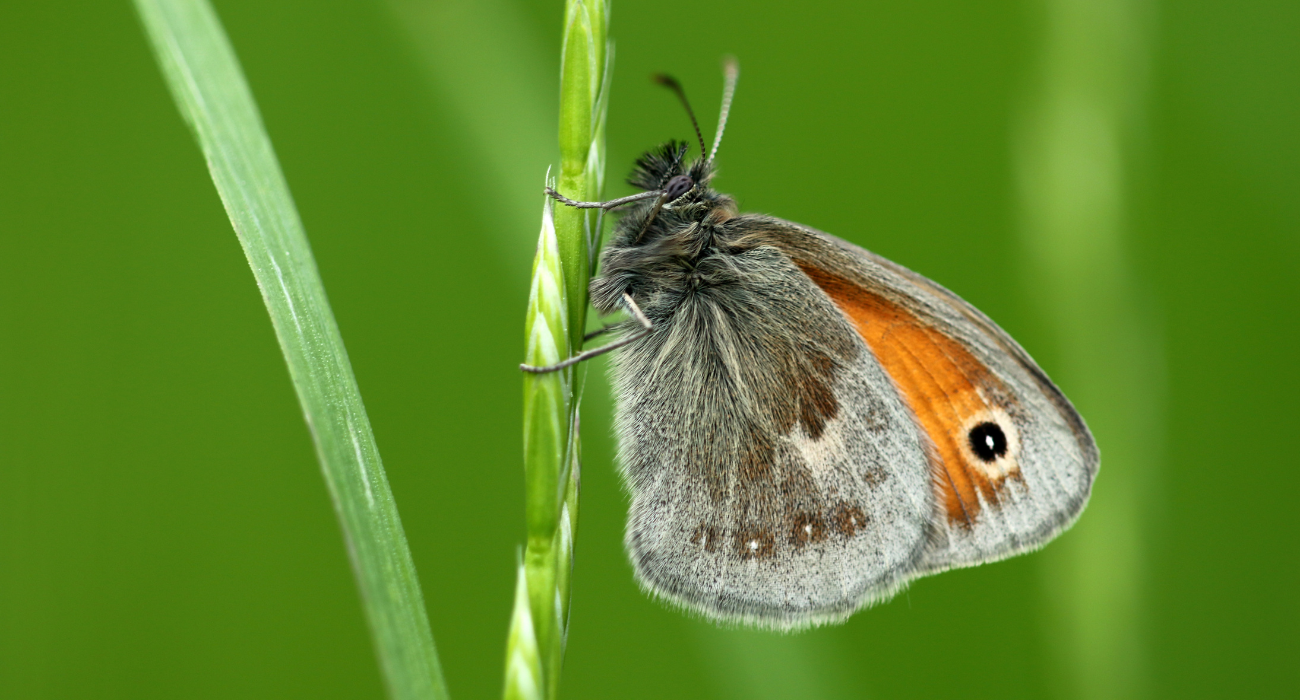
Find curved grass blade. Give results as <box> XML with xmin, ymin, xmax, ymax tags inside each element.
<box><xmin>133</xmin><ymin>2</ymin><xmax>447</xmax><ymax>699</ymax></box>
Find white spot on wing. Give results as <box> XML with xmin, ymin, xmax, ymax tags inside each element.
<box><xmin>788</xmin><ymin>414</ymin><xmax>848</xmax><ymax>478</ymax></box>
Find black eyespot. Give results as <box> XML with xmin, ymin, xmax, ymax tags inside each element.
<box><xmin>663</xmin><ymin>174</ymin><xmax>694</xmax><ymax>200</ymax></box>
<box><xmin>968</xmin><ymin>422</ymin><xmax>1008</xmax><ymax>462</ymax></box>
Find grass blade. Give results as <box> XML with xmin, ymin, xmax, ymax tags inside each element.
<box><xmin>132</xmin><ymin>2</ymin><xmax>448</xmax><ymax>699</ymax></box>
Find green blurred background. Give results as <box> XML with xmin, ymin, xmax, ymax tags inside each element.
<box><xmin>1</xmin><ymin>0</ymin><xmax>1295</xmax><ymax>698</ymax></box>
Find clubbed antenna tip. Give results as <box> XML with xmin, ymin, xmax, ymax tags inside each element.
<box><xmin>709</xmin><ymin>57</ymin><xmax>740</xmax><ymax>163</ymax></box>
<box><xmin>654</xmin><ymin>73</ymin><xmax>708</xmax><ymax>160</ymax></box>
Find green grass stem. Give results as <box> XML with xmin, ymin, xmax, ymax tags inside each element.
<box><xmin>133</xmin><ymin>3</ymin><xmax>447</xmax><ymax>699</ymax></box>
<box><xmin>507</xmin><ymin>2</ymin><xmax>610</xmax><ymax>700</ymax></box>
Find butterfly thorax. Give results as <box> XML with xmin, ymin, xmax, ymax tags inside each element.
<box><xmin>590</xmin><ymin>142</ymin><xmax>742</xmax><ymax>317</ymax></box>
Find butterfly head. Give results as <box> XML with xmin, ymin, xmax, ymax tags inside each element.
<box><xmin>589</xmin><ymin>62</ymin><xmax>741</xmax><ymax>314</ymax></box>
<box><xmin>628</xmin><ymin>141</ymin><xmax>717</xmax><ymax>205</ymax></box>
<box><xmin>625</xmin><ymin>60</ymin><xmax>740</xmax><ymax>214</ymax></box>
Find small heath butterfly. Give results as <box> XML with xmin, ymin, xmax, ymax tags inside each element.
<box><xmin>526</xmin><ymin>61</ymin><xmax>1097</xmax><ymax>629</ymax></box>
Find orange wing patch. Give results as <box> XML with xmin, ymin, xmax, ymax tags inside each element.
<box><xmin>799</xmin><ymin>265</ymin><xmax>1023</xmax><ymax>527</ymax></box>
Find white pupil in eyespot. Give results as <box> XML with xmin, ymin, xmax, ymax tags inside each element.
<box><xmin>986</xmin><ymin>435</ymin><xmax>996</xmax><ymax>450</ymax></box>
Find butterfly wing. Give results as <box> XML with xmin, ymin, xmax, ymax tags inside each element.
<box><xmin>749</xmin><ymin>217</ymin><xmax>1100</xmax><ymax>574</ymax></box>
<box><xmin>612</xmin><ymin>244</ymin><xmax>935</xmax><ymax>629</ymax></box>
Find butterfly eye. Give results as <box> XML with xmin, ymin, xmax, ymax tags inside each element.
<box><xmin>663</xmin><ymin>174</ymin><xmax>694</xmax><ymax>200</ymax></box>
<box><xmin>968</xmin><ymin>422</ymin><xmax>1009</xmax><ymax>462</ymax></box>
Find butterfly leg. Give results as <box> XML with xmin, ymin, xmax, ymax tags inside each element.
<box><xmin>520</xmin><ymin>292</ymin><xmax>651</xmax><ymax>374</ymax></box>
<box><xmin>583</xmin><ymin>323</ymin><xmax>617</xmax><ymax>342</ymax></box>
<box><xmin>544</xmin><ymin>186</ymin><xmax>672</xmax><ymax>261</ymax></box>
<box><xmin>544</xmin><ymin>187</ymin><xmax>662</xmax><ymax>210</ymax></box>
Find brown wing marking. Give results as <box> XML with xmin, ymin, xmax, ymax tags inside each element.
<box><xmin>798</xmin><ymin>264</ymin><xmax>1023</xmax><ymax>527</ymax></box>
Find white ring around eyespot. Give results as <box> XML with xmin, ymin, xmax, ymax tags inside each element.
<box><xmin>957</xmin><ymin>405</ymin><xmax>1021</xmax><ymax>481</ymax></box>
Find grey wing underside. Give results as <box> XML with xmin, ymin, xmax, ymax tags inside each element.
<box><xmin>757</xmin><ymin>217</ymin><xmax>1100</xmax><ymax>575</ymax></box>
<box><xmin>611</xmin><ymin>246</ymin><xmax>935</xmax><ymax>629</ymax></box>
<box><xmin>610</xmin><ymin>219</ymin><xmax>1097</xmax><ymax>629</ymax></box>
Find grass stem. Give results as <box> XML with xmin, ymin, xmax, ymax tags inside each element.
<box><xmin>506</xmin><ymin>2</ymin><xmax>609</xmax><ymax>699</ymax></box>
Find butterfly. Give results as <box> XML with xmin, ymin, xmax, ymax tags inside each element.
<box><xmin>525</xmin><ymin>61</ymin><xmax>1098</xmax><ymax>630</ymax></box>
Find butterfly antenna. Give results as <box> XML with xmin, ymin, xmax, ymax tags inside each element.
<box><xmin>709</xmin><ymin>58</ymin><xmax>739</xmax><ymax>163</ymax></box>
<box><xmin>653</xmin><ymin>73</ymin><xmax>707</xmax><ymax>159</ymax></box>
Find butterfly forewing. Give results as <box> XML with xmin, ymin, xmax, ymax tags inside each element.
<box><xmin>757</xmin><ymin>219</ymin><xmax>1099</xmax><ymax>573</ymax></box>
